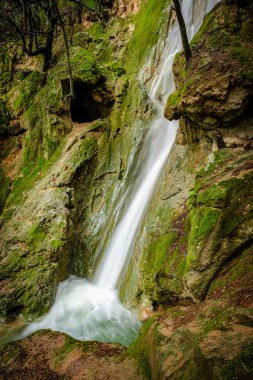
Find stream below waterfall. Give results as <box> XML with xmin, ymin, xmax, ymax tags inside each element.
<box><xmin>0</xmin><ymin>0</ymin><xmax>220</xmax><ymax>347</ymax></box>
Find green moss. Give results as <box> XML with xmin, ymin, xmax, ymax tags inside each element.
<box><xmin>191</xmin><ymin>9</ymin><xmax>216</xmax><ymax>47</ymax></box>
<box><xmin>148</xmin><ymin>233</ymin><xmax>178</xmax><ymax>274</ymax></box>
<box><xmin>218</xmin><ymin>343</ymin><xmax>253</xmax><ymax>380</ymax></box>
<box><xmin>75</xmin><ymin>137</ymin><xmax>97</xmax><ymax>161</ymax></box>
<box><xmin>27</xmin><ymin>222</ymin><xmax>47</xmax><ymax>251</ymax></box>
<box><xmin>34</xmin><ymin>75</ymin><xmax>62</xmax><ymax>112</ymax></box>
<box><xmin>5</xmin><ymin>158</ymin><xmax>46</xmax><ymax>209</ymax></box>
<box><xmin>0</xmin><ymin>166</ymin><xmax>11</xmax><ymax>214</ymax></box>
<box><xmin>11</xmin><ymin>71</ymin><xmax>44</xmax><ymax>115</ymax></box>
<box><xmin>166</xmin><ymin>77</ymin><xmax>194</xmax><ymax>115</ymax></box>
<box><xmin>52</xmin><ymin>334</ymin><xmax>84</xmax><ymax>365</ymax></box>
<box><xmin>197</xmin><ymin>184</ymin><xmax>227</xmax><ymax>205</ymax></box>
<box><xmin>127</xmin><ymin>316</ymin><xmax>157</xmax><ymax>379</ymax></box>
<box><xmin>0</xmin><ymin>342</ymin><xmax>20</xmax><ymax>363</ymax></box>
<box><xmin>189</xmin><ymin>207</ymin><xmax>221</xmax><ymax>241</ymax></box>
<box><xmin>186</xmin><ymin>207</ymin><xmax>221</xmax><ymax>269</ymax></box>
<box><xmin>51</xmin><ymin>239</ymin><xmax>64</xmax><ymax>250</ymax></box>
<box><xmin>56</xmin><ymin>46</ymin><xmax>103</xmax><ymax>84</ymax></box>
<box><xmin>183</xmin><ymin>147</ymin><xmax>253</xmax><ymax>298</ymax></box>
<box><xmin>208</xmin><ymin>247</ymin><xmax>253</xmax><ymax>296</ymax></box>
<box><xmin>20</xmin><ymin>264</ymin><xmax>58</xmax><ymax>319</ymax></box>
<box><xmin>125</xmin><ymin>0</ymin><xmax>168</xmax><ymax>70</ymax></box>
<box><xmin>87</xmin><ymin>22</ymin><xmax>105</xmax><ymax>40</ymax></box>
<box><xmin>105</xmin><ymin>61</ymin><xmax>126</xmax><ymax>77</ymax></box>
<box><xmin>141</xmin><ymin>232</ymin><xmax>178</xmax><ymax>298</ymax></box>
<box><xmin>167</xmin><ymin>91</ymin><xmax>180</xmax><ymax>107</ymax></box>
<box><xmin>0</xmin><ymin>98</ymin><xmax>10</xmax><ymax>132</ymax></box>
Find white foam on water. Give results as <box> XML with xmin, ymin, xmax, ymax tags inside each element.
<box><xmin>20</xmin><ymin>276</ymin><xmax>140</xmax><ymax>346</ymax></box>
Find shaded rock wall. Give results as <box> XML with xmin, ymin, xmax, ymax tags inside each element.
<box><xmin>0</xmin><ymin>0</ymin><xmax>168</xmax><ymax>321</ymax></box>
<box><xmin>121</xmin><ymin>0</ymin><xmax>253</xmax><ymax>308</ymax></box>
<box><xmin>122</xmin><ymin>2</ymin><xmax>253</xmax><ymax>377</ymax></box>
<box><xmin>165</xmin><ymin>1</ymin><xmax>253</xmax><ymax>148</ymax></box>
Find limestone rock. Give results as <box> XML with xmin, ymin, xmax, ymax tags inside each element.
<box><xmin>0</xmin><ymin>330</ymin><xmax>144</xmax><ymax>380</ymax></box>
<box><xmin>0</xmin><ymin>126</ymin><xmax>97</xmax><ymax>321</ymax></box>
<box><xmin>115</xmin><ymin>0</ymin><xmax>141</xmax><ymax>18</ymax></box>
<box><xmin>165</xmin><ymin>2</ymin><xmax>253</xmax><ymax>146</ymax></box>
<box><xmin>129</xmin><ymin>253</ymin><xmax>253</xmax><ymax>380</ymax></box>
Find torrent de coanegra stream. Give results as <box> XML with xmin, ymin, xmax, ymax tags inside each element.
<box><xmin>16</xmin><ymin>0</ymin><xmax>220</xmax><ymax>347</ymax></box>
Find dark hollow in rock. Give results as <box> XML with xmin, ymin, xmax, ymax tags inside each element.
<box><xmin>5</xmin><ymin>305</ymin><xmax>24</xmax><ymax>322</ymax></box>
<box><xmin>70</xmin><ymin>80</ymin><xmax>111</xmax><ymax>123</ymax></box>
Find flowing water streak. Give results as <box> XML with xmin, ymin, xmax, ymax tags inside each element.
<box><xmin>94</xmin><ymin>0</ymin><xmax>220</xmax><ymax>290</ymax></box>
<box><xmin>17</xmin><ymin>0</ymin><xmax>220</xmax><ymax>347</ymax></box>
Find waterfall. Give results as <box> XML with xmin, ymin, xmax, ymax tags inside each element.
<box><xmin>16</xmin><ymin>0</ymin><xmax>220</xmax><ymax>347</ymax></box>
<box><xmin>94</xmin><ymin>0</ymin><xmax>220</xmax><ymax>290</ymax></box>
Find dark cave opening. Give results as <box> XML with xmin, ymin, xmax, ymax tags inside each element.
<box><xmin>244</xmin><ymin>95</ymin><xmax>253</xmax><ymax>116</ymax></box>
<box><xmin>69</xmin><ymin>81</ymin><xmax>104</xmax><ymax>123</ymax></box>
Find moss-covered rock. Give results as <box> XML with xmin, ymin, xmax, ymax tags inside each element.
<box><xmin>8</xmin><ymin>71</ymin><xmax>45</xmax><ymax>117</ymax></box>
<box><xmin>0</xmin><ymin>330</ymin><xmax>144</xmax><ymax>379</ymax></box>
<box><xmin>165</xmin><ymin>1</ymin><xmax>253</xmax><ymax>146</ymax></box>
<box><xmin>56</xmin><ymin>46</ymin><xmax>104</xmax><ymax>84</ymax></box>
<box><xmin>120</xmin><ymin>141</ymin><xmax>213</xmax><ymax>306</ymax></box>
<box><xmin>0</xmin><ymin>166</ymin><xmax>11</xmax><ymax>214</ymax></box>
<box><xmin>127</xmin><ymin>232</ymin><xmax>253</xmax><ymax>379</ymax></box>
<box><xmin>0</xmin><ymin>99</ymin><xmax>10</xmax><ymax>134</ymax></box>
<box><xmin>0</xmin><ymin>0</ymin><xmax>166</xmax><ymax>323</ymax></box>
<box><xmin>184</xmin><ymin>149</ymin><xmax>253</xmax><ymax>300</ymax></box>
<box><xmin>0</xmin><ymin>127</ymin><xmax>98</xmax><ymax>321</ymax></box>
<box><xmin>128</xmin><ymin>300</ymin><xmax>253</xmax><ymax>379</ymax></box>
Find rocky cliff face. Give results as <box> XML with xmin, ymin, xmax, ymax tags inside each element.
<box><xmin>115</xmin><ymin>0</ymin><xmax>141</xmax><ymax>17</ymax></box>
<box><xmin>0</xmin><ymin>0</ymin><xmax>253</xmax><ymax>379</ymax></box>
<box><xmin>120</xmin><ymin>1</ymin><xmax>253</xmax><ymax>377</ymax></box>
<box><xmin>0</xmin><ymin>0</ymin><xmax>167</xmax><ymax>321</ymax></box>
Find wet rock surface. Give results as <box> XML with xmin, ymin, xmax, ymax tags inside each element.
<box><xmin>165</xmin><ymin>1</ymin><xmax>253</xmax><ymax>148</ymax></box>
<box><xmin>0</xmin><ymin>330</ymin><xmax>144</xmax><ymax>380</ymax></box>
<box><xmin>129</xmin><ymin>252</ymin><xmax>253</xmax><ymax>379</ymax></box>
<box><xmin>0</xmin><ymin>0</ymin><xmax>253</xmax><ymax>379</ymax></box>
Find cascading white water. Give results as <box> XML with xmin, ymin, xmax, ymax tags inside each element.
<box><xmin>15</xmin><ymin>0</ymin><xmax>220</xmax><ymax>347</ymax></box>
<box><xmin>94</xmin><ymin>0</ymin><xmax>220</xmax><ymax>290</ymax></box>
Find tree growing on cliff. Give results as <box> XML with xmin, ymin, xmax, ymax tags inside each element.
<box><xmin>0</xmin><ymin>0</ymin><xmax>107</xmax><ymax>73</ymax></box>
<box><xmin>0</xmin><ymin>1</ymin><xmax>58</xmax><ymax>72</ymax></box>
<box><xmin>173</xmin><ymin>0</ymin><xmax>192</xmax><ymax>63</ymax></box>
<box><xmin>0</xmin><ymin>0</ymin><xmax>110</xmax><ymax>99</ymax></box>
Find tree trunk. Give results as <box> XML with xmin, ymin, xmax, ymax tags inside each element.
<box><xmin>53</xmin><ymin>2</ymin><xmax>74</xmax><ymax>98</ymax></box>
<box><xmin>173</xmin><ymin>0</ymin><xmax>192</xmax><ymax>63</ymax></box>
<box><xmin>41</xmin><ymin>21</ymin><xmax>55</xmax><ymax>72</ymax></box>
